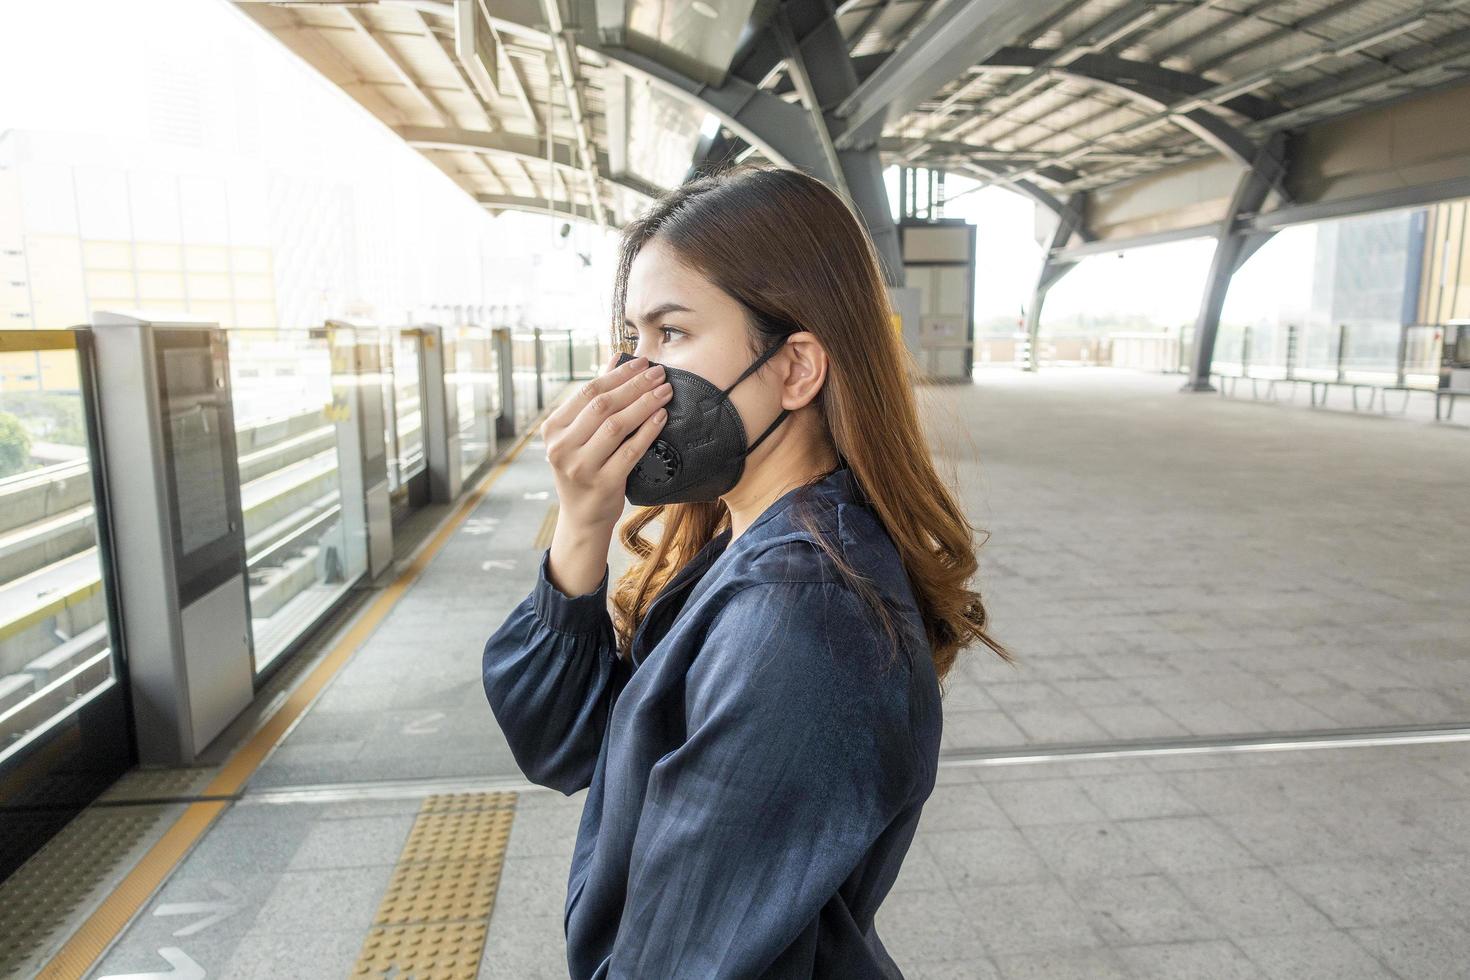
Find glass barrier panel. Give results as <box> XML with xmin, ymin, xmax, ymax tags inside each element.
<box><xmin>511</xmin><ymin>330</ymin><xmax>539</xmax><ymax>433</ymax></box>
<box><xmin>1402</xmin><ymin>325</ymin><xmax>1443</xmax><ymax>385</ymax></box>
<box><xmin>533</xmin><ymin>329</ymin><xmax>602</xmax><ymax>403</ymax></box>
<box><xmin>378</xmin><ymin>330</ymin><xmax>401</xmax><ymax>493</ymax></box>
<box><xmin>571</xmin><ymin>332</ymin><xmax>603</xmax><ymax>380</ymax></box>
<box><xmin>225</xmin><ymin>328</ymin><xmax>356</xmax><ymax>674</ymax></box>
<box><xmin>393</xmin><ymin>329</ymin><xmax>425</xmax><ymax>484</ymax></box>
<box><xmin>1340</xmin><ymin>322</ymin><xmax>1408</xmax><ymax>381</ymax></box>
<box><xmin>542</xmin><ymin>328</ymin><xmax>572</xmax><ymax>390</ymax></box>
<box><xmin>452</xmin><ymin>326</ymin><xmax>497</xmax><ymax>477</ymax></box>
<box><xmin>0</xmin><ymin>334</ymin><xmax>121</xmax><ymax>767</ymax></box>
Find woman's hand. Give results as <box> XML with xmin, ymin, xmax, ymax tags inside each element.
<box><xmin>541</xmin><ymin>352</ymin><xmax>672</xmax><ymax>596</ymax></box>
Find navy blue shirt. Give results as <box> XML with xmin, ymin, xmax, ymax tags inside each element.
<box><xmin>482</xmin><ymin>466</ymin><xmax>942</xmax><ymax>978</ymax></box>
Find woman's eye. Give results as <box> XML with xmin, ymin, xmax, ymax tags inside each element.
<box><xmin>620</xmin><ymin>326</ymin><xmax>680</xmax><ymax>348</ymax></box>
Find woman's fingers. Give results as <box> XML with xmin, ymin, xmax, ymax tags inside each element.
<box><xmin>561</xmin><ymin>361</ymin><xmax>667</xmax><ymax>449</ymax></box>
<box><xmin>545</xmin><ymin>352</ymin><xmax>647</xmax><ymax>435</ymax></box>
<box><xmin>581</xmin><ymin>379</ymin><xmax>673</xmax><ymax>468</ymax></box>
<box><xmin>541</xmin><ymin>348</ymin><xmax>669</xmax><ymax>531</ymax></box>
<box><xmin>608</xmin><ymin>403</ymin><xmax>669</xmax><ymax>479</ymax></box>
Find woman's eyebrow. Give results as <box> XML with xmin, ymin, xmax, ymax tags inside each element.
<box><xmin>625</xmin><ymin>301</ymin><xmax>693</xmax><ymax>326</ymax></box>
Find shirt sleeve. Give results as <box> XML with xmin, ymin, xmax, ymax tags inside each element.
<box><xmin>481</xmin><ymin>547</ymin><xmax>630</xmax><ymax>795</ymax></box>
<box><xmin>608</xmin><ymin>578</ymin><xmax>918</xmax><ymax>978</ymax></box>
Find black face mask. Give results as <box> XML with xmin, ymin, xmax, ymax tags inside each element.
<box><xmin>615</xmin><ymin>340</ymin><xmax>790</xmax><ymax>506</ymax></box>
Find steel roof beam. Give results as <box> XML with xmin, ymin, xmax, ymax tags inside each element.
<box><xmin>959</xmin><ymin>35</ymin><xmax>1470</xmax><ymax>198</ymax></box>
<box><xmin>477</xmin><ymin>193</ymin><xmax>607</xmax><ymax>223</ymax></box>
<box><xmin>1244</xmin><ymin>175</ymin><xmax>1470</xmax><ymax>232</ymax></box>
<box><xmin>1050</xmin><ymin>222</ymin><xmax>1220</xmax><ymax>264</ymax></box>
<box><xmin>906</xmin><ymin>46</ymin><xmax>1277</xmax><ymax>169</ymax></box>
<box><xmin>958</xmin><ymin>161</ymin><xmax>1088</xmax><ymax>226</ymax></box>
<box><xmin>398</xmin><ymin>124</ymin><xmax>660</xmax><ymax>201</ymax></box>
<box><xmin>840</xmin><ymin>0</ymin><xmax>888</xmax><ymax>54</ymax></box>
<box><xmin>989</xmin><ymin>0</ymin><xmax>1396</xmax><ymax>148</ymax></box>
<box><xmin>907</xmin><ymin>0</ymin><xmax>1167</xmax><ymax>156</ymax></box>
<box><xmin>981</xmin><ymin>48</ymin><xmax>1284</xmax><ymax>121</ymax></box>
<box><xmin>926</xmin><ymin>0</ymin><xmax>1422</xmax><ymax>175</ymax></box>
<box><xmin>962</xmin><ymin>0</ymin><xmax>1344</xmax><ymax>131</ymax></box>
<box><xmin>916</xmin><ymin>0</ymin><xmax>1160</xmax><ymax>149</ymax></box>
<box><xmin>399</xmin><ymin>125</ymin><xmax>588</xmax><ymax>168</ymax></box>
<box><xmin>342</xmin><ymin>8</ymin><xmax>452</xmax><ymax>126</ymax></box>
<box><xmin>595</xmin><ymin>44</ymin><xmax>828</xmax><ymax>175</ymax></box>
<box><xmin>341</xmin><ymin>8</ymin><xmax>512</xmax><ymax>198</ymax></box>
<box><xmin>831</xmin><ymin>0</ymin><xmax>1080</xmax><ymax>150</ymax></box>
<box><xmin>501</xmin><ymin>45</ymin><xmax>544</xmax><ymax>136</ymax></box>
<box><xmin>541</xmin><ymin>0</ymin><xmax>607</xmax><ymax>228</ymax></box>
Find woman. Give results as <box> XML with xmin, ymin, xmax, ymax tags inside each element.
<box><xmin>482</xmin><ymin>164</ymin><xmax>1011</xmax><ymax>979</ymax></box>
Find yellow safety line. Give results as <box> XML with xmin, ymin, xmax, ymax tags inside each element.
<box><xmin>38</xmin><ymin>392</ymin><xmax>568</xmax><ymax>980</ymax></box>
<box><xmin>0</xmin><ymin>329</ymin><xmax>79</xmax><ymax>351</ymax></box>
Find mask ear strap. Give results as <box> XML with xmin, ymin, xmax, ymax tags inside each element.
<box><xmin>743</xmin><ymin>407</ymin><xmax>790</xmax><ymax>457</ymax></box>
<box><xmin>718</xmin><ymin>338</ymin><xmax>787</xmax><ymax>397</ymax></box>
<box><xmin>737</xmin><ymin>339</ymin><xmax>793</xmax><ymax>455</ymax></box>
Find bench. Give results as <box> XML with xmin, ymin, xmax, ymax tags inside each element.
<box><xmin>1212</xmin><ymin>373</ymin><xmax>1465</xmax><ymax>419</ymax></box>
<box><xmin>1209</xmin><ymin>373</ymin><xmax>1378</xmax><ymax>409</ymax></box>
<box><xmin>1377</xmin><ymin>384</ymin><xmax>1447</xmax><ymax>417</ymax></box>
<box><xmin>1210</xmin><ymin>371</ymin><xmax>1289</xmax><ymax>401</ymax></box>
<box><xmin>1433</xmin><ymin>388</ymin><xmax>1470</xmax><ymax>421</ymax></box>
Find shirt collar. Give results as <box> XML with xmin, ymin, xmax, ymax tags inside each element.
<box><xmin>731</xmin><ymin>463</ymin><xmax>858</xmax><ymax>546</ymax></box>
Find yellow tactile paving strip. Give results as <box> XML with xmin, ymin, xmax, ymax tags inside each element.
<box><xmin>0</xmin><ymin>806</ymin><xmax>173</xmax><ymax>976</ymax></box>
<box><xmin>36</xmin><ymin>803</ymin><xmax>227</xmax><ymax>979</ymax></box>
<box><xmin>354</xmin><ymin>792</ymin><xmax>517</xmax><ymax>979</ymax></box>
<box><xmin>34</xmin><ymin>391</ymin><xmax>571</xmax><ymax>980</ymax></box>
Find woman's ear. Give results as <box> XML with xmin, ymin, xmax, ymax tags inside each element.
<box><xmin>778</xmin><ymin>331</ymin><xmax>827</xmax><ymax>410</ymax></box>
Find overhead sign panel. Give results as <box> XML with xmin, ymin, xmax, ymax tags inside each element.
<box><xmin>455</xmin><ymin>0</ymin><xmax>500</xmax><ymax>102</ymax></box>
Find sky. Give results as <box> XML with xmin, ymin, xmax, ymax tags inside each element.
<box><xmin>0</xmin><ymin>0</ymin><xmax>1317</xmax><ymax>338</ymax></box>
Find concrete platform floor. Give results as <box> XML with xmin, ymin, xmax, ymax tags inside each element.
<box><xmin>85</xmin><ymin>366</ymin><xmax>1470</xmax><ymax>978</ymax></box>
<box><xmin>940</xmin><ymin>367</ymin><xmax>1468</xmax><ymax>748</ymax></box>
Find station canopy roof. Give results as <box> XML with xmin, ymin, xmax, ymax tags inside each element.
<box><xmin>234</xmin><ymin>0</ymin><xmax>1470</xmax><ymax>231</ymax></box>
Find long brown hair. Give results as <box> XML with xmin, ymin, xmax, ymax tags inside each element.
<box><xmin>608</xmin><ymin>164</ymin><xmax>1014</xmax><ymax>689</ymax></box>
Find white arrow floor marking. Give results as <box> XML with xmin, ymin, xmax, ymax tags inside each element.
<box><xmin>402</xmin><ymin>711</ymin><xmax>446</xmax><ymax>735</ymax></box>
<box><xmin>462</xmin><ymin>517</ymin><xmax>501</xmax><ymax>535</ymax></box>
<box><xmin>97</xmin><ymin>947</ymin><xmax>204</xmax><ymax>980</ymax></box>
<box><xmin>154</xmin><ymin>881</ymin><xmax>245</xmax><ymax>937</ymax></box>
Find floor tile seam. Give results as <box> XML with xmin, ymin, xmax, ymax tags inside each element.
<box><xmin>223</xmin><ymin>733</ymin><xmax>1470</xmax><ymax>808</ymax></box>
<box><xmin>938</xmin><ymin>723</ymin><xmax>1470</xmax><ymax>768</ymax></box>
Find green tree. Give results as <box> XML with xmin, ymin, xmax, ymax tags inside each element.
<box><xmin>0</xmin><ymin>411</ymin><xmax>32</xmax><ymax>478</ymax></box>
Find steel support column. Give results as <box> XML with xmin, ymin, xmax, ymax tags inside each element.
<box><xmin>1025</xmin><ymin>193</ymin><xmax>1087</xmax><ymax>372</ymax></box>
<box><xmin>771</xmin><ymin>1</ymin><xmax>900</xmax><ymax>282</ymax></box>
<box><xmin>1183</xmin><ymin>133</ymin><xmax>1289</xmax><ymax>392</ymax></box>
